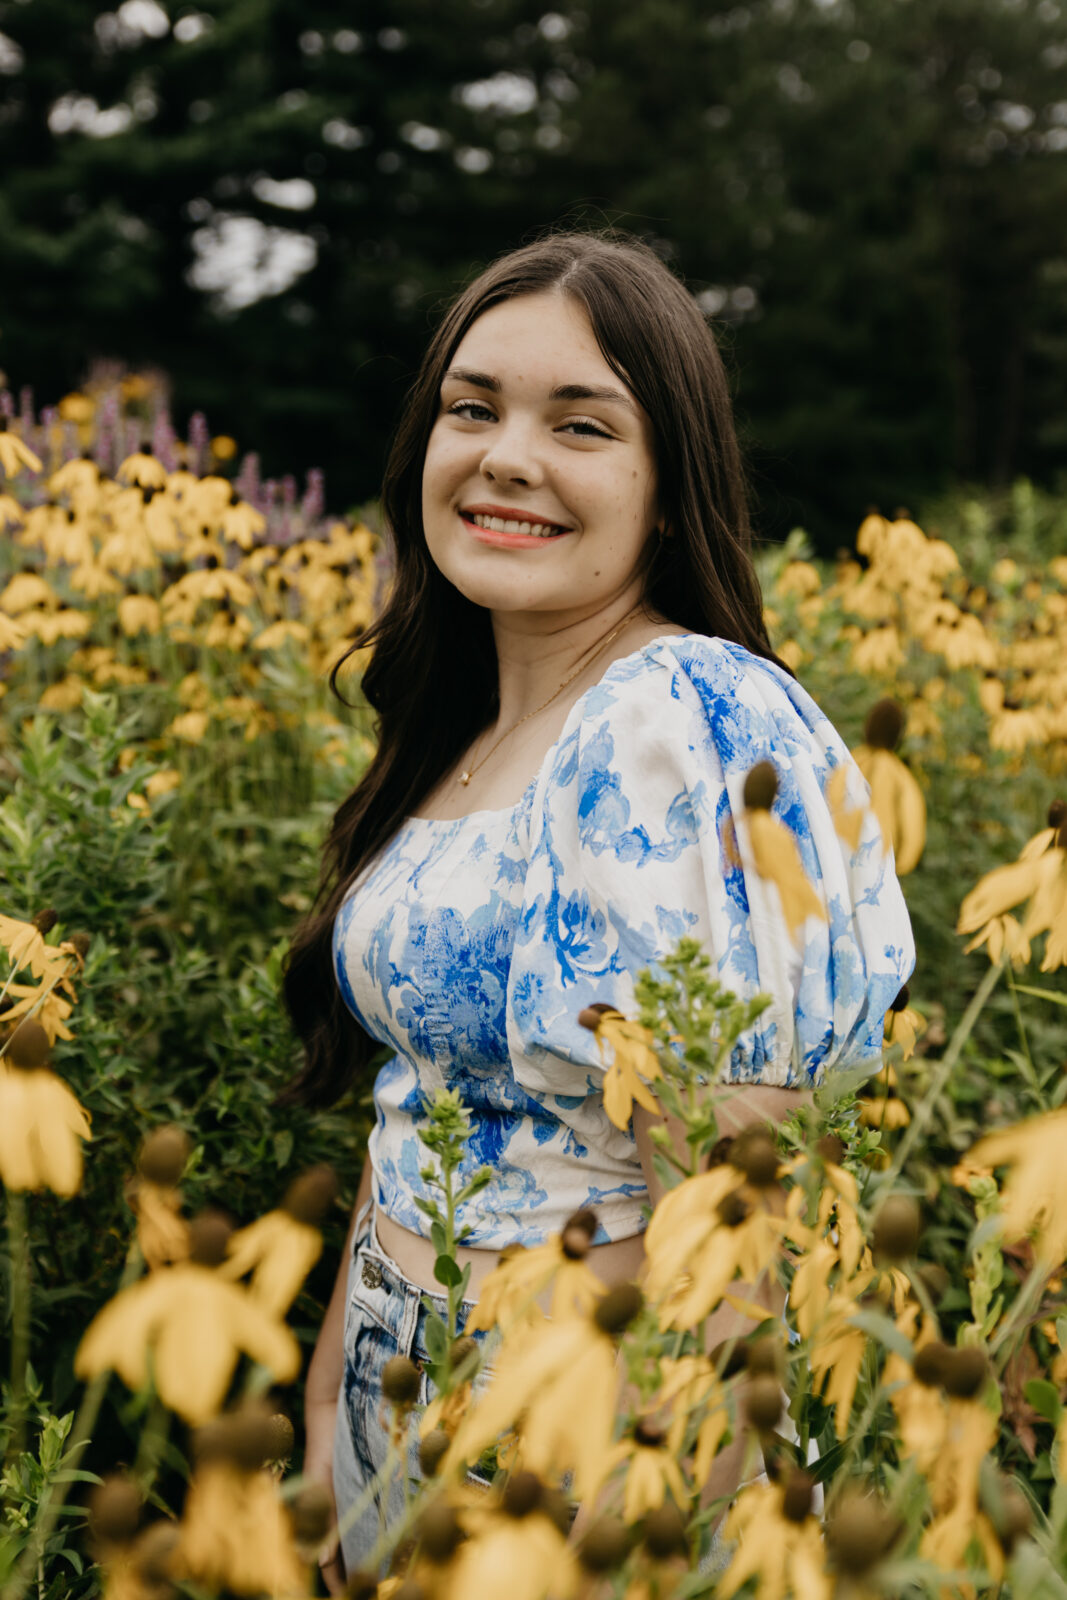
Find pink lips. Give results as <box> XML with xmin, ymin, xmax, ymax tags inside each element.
<box><xmin>459</xmin><ymin>510</ymin><xmax>571</xmax><ymax>549</ymax></box>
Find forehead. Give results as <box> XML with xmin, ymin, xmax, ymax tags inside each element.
<box><xmin>448</xmin><ymin>291</ymin><xmax>621</xmax><ymax>387</ymax></box>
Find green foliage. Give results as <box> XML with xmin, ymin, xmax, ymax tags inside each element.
<box><xmin>0</xmin><ymin>685</ymin><xmax>372</xmax><ymax>1494</ymax></box>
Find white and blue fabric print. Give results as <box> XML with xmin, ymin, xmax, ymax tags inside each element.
<box><xmin>333</xmin><ymin>633</ymin><xmax>915</xmax><ymax>1250</ymax></box>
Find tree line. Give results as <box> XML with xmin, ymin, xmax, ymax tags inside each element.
<box><xmin>1</xmin><ymin>0</ymin><xmax>1065</xmax><ymax>545</ymax></box>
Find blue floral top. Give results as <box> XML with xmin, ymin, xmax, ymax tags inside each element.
<box><xmin>333</xmin><ymin>633</ymin><xmax>915</xmax><ymax>1248</ymax></box>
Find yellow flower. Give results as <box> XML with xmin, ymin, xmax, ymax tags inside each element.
<box><xmin>964</xmin><ymin>912</ymin><xmax>1031</xmax><ymax>968</ymax></box>
<box><xmin>0</xmin><ymin>1059</ymin><xmax>92</xmax><ymax>1196</ymax></box>
<box><xmin>220</xmin><ymin>1214</ymin><xmax>321</xmax><ymax>1316</ymax></box>
<box><xmin>130</xmin><ymin>1180</ymin><xmax>190</xmax><ymax>1272</ymax></box>
<box><xmin>178</xmin><ymin>1461</ymin><xmax>306</xmax><ymax>1597</ymax></box>
<box><xmin>442</xmin><ymin>1483</ymin><xmax>580</xmax><ymax>1600</ymax></box>
<box><xmin>0</xmin><ymin>912</ymin><xmax>68</xmax><ymax>981</ymax></box>
<box><xmin>0</xmin><ymin>422</ymin><xmax>43</xmax><ymax>478</ymax></box>
<box><xmin>466</xmin><ymin>1210</ymin><xmax>605</xmax><ymax>1335</ymax></box>
<box><xmin>605</xmin><ymin>1423</ymin><xmax>689</xmax><ymax>1522</ymax></box>
<box><xmin>445</xmin><ymin>1286</ymin><xmax>643</xmax><ymax>1499</ymax></box>
<box><xmin>0</xmin><ymin>571</ymin><xmax>56</xmax><ymax>613</ymax></box>
<box><xmin>222</xmin><ymin>499</ymin><xmax>266</xmax><ymax>550</ymax></box>
<box><xmin>660</xmin><ymin>1355</ymin><xmax>731</xmax><ymax>1487</ymax></box>
<box><xmin>858</xmin><ymin>1063</ymin><xmax>910</xmax><ymax>1130</ymax></box>
<box><xmin>825</xmin><ymin>762</ymin><xmax>868</xmax><ymax>853</ymax></box>
<box><xmin>642</xmin><ymin>1163</ymin><xmax>784</xmax><ymax>1331</ymax></box>
<box><xmin>964</xmin><ymin>1109</ymin><xmax>1067</xmax><ymax>1265</ymax></box>
<box><xmin>578</xmin><ymin>1006</ymin><xmax>662</xmax><ymax>1130</ymax></box>
<box><xmin>719</xmin><ymin>1477</ymin><xmax>831</xmax><ymax>1600</ymax></box>
<box><xmin>852</xmin><ymin>700</ymin><xmax>926</xmax><ymax>875</ymax></box>
<box><xmin>737</xmin><ymin>762</ymin><xmax>826</xmax><ymax>941</ymax></box>
<box><xmin>989</xmin><ymin>703</ymin><xmax>1049</xmax><ymax>753</ymax></box>
<box><xmin>210</xmin><ymin>434</ymin><xmax>238</xmax><ymax>461</ymax></box>
<box><xmin>116</xmin><ymin>450</ymin><xmax>168</xmax><ymax>490</ymax></box>
<box><xmin>118</xmin><ymin>595</ymin><xmax>163</xmax><ymax>638</ymax></box>
<box><xmin>166</xmin><ymin>709</ymin><xmax>211</xmax><ymax>745</ymax></box>
<box><xmin>776</xmin><ymin>560</ymin><xmax>821</xmax><ymax>600</ymax></box>
<box><xmin>145</xmin><ymin>769</ymin><xmax>181</xmax><ymax>801</ymax></box>
<box><xmin>852</xmin><ymin>624</ymin><xmax>904</xmax><ymax>676</ymax></box>
<box><xmin>252</xmin><ymin>620</ymin><xmax>310</xmax><ymax>651</ymax></box>
<box><xmin>75</xmin><ymin>1219</ymin><xmax>301</xmax><ymax>1422</ymax></box>
<box><xmin>883</xmin><ymin>992</ymin><xmax>924</xmax><ymax>1060</ymax></box>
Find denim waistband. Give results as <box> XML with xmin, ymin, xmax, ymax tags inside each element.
<box><xmin>350</xmin><ymin>1198</ymin><xmax>487</xmax><ymax>1365</ymax></box>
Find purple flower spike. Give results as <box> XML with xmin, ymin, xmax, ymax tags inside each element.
<box><xmin>302</xmin><ymin>467</ymin><xmax>325</xmax><ymax>527</ymax></box>
<box><xmin>188</xmin><ymin>411</ymin><xmax>210</xmax><ymax>474</ymax></box>
<box><xmin>152</xmin><ymin>408</ymin><xmax>180</xmax><ymax>471</ymax></box>
<box><xmin>0</xmin><ymin>391</ymin><xmax>14</xmax><ymax>420</ymax></box>
<box><xmin>235</xmin><ymin>451</ymin><xmax>262</xmax><ymax>508</ymax></box>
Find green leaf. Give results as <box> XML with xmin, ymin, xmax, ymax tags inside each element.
<box><xmin>1024</xmin><ymin>1379</ymin><xmax>1063</xmax><ymax>1426</ymax></box>
<box><xmin>430</xmin><ymin>1220</ymin><xmax>448</xmax><ymax>1257</ymax></box>
<box><xmin>1013</xmin><ymin>985</ymin><xmax>1067</xmax><ymax>1009</ymax></box>
<box><xmin>422</xmin><ymin>1308</ymin><xmax>449</xmax><ymax>1365</ymax></box>
<box><xmin>434</xmin><ymin>1254</ymin><xmax>463</xmax><ymax>1288</ymax></box>
<box><xmin>848</xmin><ymin>1309</ymin><xmax>915</xmax><ymax>1362</ymax></box>
<box><xmin>273</xmin><ymin>1128</ymin><xmax>293</xmax><ymax>1168</ymax></box>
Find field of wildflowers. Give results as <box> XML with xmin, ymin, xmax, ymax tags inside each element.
<box><xmin>2</xmin><ymin>375</ymin><xmax>1067</xmax><ymax>1599</ymax></box>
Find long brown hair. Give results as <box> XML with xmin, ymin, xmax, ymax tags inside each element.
<box><xmin>279</xmin><ymin>229</ymin><xmax>785</xmax><ymax>1109</ymax></box>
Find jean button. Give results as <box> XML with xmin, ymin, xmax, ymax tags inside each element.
<box><xmin>361</xmin><ymin>1257</ymin><xmax>384</xmax><ymax>1290</ymax></box>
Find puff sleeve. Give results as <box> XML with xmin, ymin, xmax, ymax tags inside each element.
<box><xmin>505</xmin><ymin>634</ymin><xmax>915</xmax><ymax>1117</ymax></box>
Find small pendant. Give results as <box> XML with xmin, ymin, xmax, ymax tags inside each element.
<box><xmin>459</xmin><ymin>771</ymin><xmax>471</xmax><ymax>786</ymax></box>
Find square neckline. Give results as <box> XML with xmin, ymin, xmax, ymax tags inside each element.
<box><xmin>403</xmin><ymin>631</ymin><xmax>699</xmax><ymax>825</ymax></box>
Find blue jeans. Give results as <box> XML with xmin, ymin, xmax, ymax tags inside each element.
<box><xmin>332</xmin><ymin>1199</ymin><xmax>494</xmax><ymax>1576</ymax></box>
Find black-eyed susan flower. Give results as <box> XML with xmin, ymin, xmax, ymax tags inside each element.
<box><xmin>0</xmin><ymin>420</ymin><xmax>43</xmax><ymax>478</ymax></box>
<box><xmin>0</xmin><ymin>909</ymin><xmax>67</xmax><ymax>981</ymax></box>
<box><xmin>576</xmin><ymin>1004</ymin><xmax>662</xmax><ymax>1130</ymax></box>
<box><xmin>858</xmin><ymin>1062</ymin><xmax>910</xmax><ymax>1130</ymax></box>
<box><xmin>718</xmin><ymin>1473</ymin><xmax>831</xmax><ymax>1600</ymax></box>
<box><xmin>883</xmin><ymin>984</ymin><xmax>924</xmax><ymax>1060</ymax></box>
<box><xmin>75</xmin><ymin>1211</ymin><xmax>301</xmax><ymax>1422</ymax></box>
<box><xmin>642</xmin><ymin>1160</ymin><xmax>784</xmax><ymax>1331</ymax></box>
<box><xmin>738</xmin><ymin>762</ymin><xmax>826</xmax><ymax>940</ymax></box>
<box><xmin>0</xmin><ymin>1018</ymin><xmax>92</xmax><ymax>1195</ymax></box>
<box><xmin>852</xmin><ymin>700</ymin><xmax>926</xmax><ymax>875</ymax></box>
<box><xmin>116</xmin><ymin>448</ymin><xmax>168</xmax><ymax>491</ymax></box>
<box><xmin>176</xmin><ymin>1407</ymin><xmax>307</xmax><ymax>1597</ymax></box>
<box><xmin>445</xmin><ymin>1284</ymin><xmax>644</xmax><ymax>1500</ymax></box>
<box><xmin>219</xmin><ymin>1165</ymin><xmax>336</xmax><ymax>1315</ymax></box>
<box><xmin>605</xmin><ymin>1418</ymin><xmax>688</xmax><ymax>1522</ymax></box>
<box><xmin>465</xmin><ymin>1207</ymin><xmax>604</xmax><ymax>1336</ymax></box>
<box><xmin>963</xmin><ymin>1109</ymin><xmax>1067</xmax><ymax>1266</ymax></box>
<box><xmin>440</xmin><ymin>1472</ymin><xmax>579</xmax><ymax>1600</ymax></box>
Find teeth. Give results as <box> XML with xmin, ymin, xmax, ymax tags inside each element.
<box><xmin>468</xmin><ymin>513</ymin><xmax>563</xmax><ymax>537</ymax></box>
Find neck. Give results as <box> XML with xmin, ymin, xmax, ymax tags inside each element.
<box><xmin>487</xmin><ymin>591</ymin><xmax>652</xmax><ymax>730</ymax></box>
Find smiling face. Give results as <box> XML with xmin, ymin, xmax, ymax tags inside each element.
<box><xmin>420</xmin><ymin>291</ymin><xmax>662</xmax><ymax>623</ymax></box>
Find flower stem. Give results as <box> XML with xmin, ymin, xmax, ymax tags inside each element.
<box><xmin>1</xmin><ymin>1240</ymin><xmax>143</xmax><ymax>1600</ymax></box>
<box><xmin>5</xmin><ymin>1190</ymin><xmax>31</xmax><ymax>1463</ymax></box>
<box><xmin>886</xmin><ymin>956</ymin><xmax>1006</xmax><ymax>1183</ymax></box>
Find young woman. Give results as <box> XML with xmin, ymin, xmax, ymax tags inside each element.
<box><xmin>281</xmin><ymin>231</ymin><xmax>914</xmax><ymax>1587</ymax></box>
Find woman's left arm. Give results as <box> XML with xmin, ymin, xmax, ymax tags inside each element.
<box><xmin>631</xmin><ymin>1087</ymin><xmax>812</xmax><ymax>1522</ymax></box>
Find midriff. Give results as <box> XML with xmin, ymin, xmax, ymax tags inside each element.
<box><xmin>375</xmin><ymin>1207</ymin><xmax>648</xmax><ymax>1303</ymax></box>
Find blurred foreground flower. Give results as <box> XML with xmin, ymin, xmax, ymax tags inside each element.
<box><xmin>219</xmin><ymin>1163</ymin><xmax>337</xmax><ymax>1314</ymax></box>
<box><xmin>75</xmin><ymin>1211</ymin><xmax>301</xmax><ymax>1421</ymax></box>
<box><xmin>852</xmin><ymin>699</ymin><xmax>926</xmax><ymax>875</ymax></box>
<box><xmin>719</xmin><ymin>1473</ymin><xmax>829</xmax><ymax>1600</ymax></box>
<box><xmin>444</xmin><ymin>1283</ymin><xmax>644</xmax><ymax>1499</ymax></box>
<box><xmin>0</xmin><ymin>1018</ymin><xmax>91</xmax><ymax>1195</ymax></box>
<box><xmin>578</xmin><ymin>1003</ymin><xmax>662</xmax><ymax>1130</ymax></box>
<box><xmin>177</xmin><ymin>1408</ymin><xmax>307</xmax><ymax>1596</ymax></box>
<box><xmin>963</xmin><ymin>1109</ymin><xmax>1067</xmax><ymax>1266</ymax></box>
<box><xmin>738</xmin><ymin>761</ymin><xmax>826</xmax><ymax>939</ymax></box>
<box><xmin>0</xmin><ymin>418</ymin><xmax>43</xmax><ymax>478</ymax></box>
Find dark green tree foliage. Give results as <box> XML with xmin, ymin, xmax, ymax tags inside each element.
<box><xmin>0</xmin><ymin>0</ymin><xmax>1065</xmax><ymax>543</ymax></box>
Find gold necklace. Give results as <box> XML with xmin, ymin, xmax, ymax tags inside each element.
<box><xmin>458</xmin><ymin>606</ymin><xmax>645</xmax><ymax>786</ymax></box>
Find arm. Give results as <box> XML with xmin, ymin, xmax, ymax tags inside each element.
<box><xmin>304</xmin><ymin>1155</ymin><xmax>373</xmax><ymax>1594</ymax></box>
<box><xmin>630</xmin><ymin>1086</ymin><xmax>811</xmax><ymax>1526</ymax></box>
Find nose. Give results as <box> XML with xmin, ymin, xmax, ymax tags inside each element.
<box><xmin>478</xmin><ymin>416</ymin><xmax>543</xmax><ymax>488</ymax></box>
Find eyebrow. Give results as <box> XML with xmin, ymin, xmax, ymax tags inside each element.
<box><xmin>442</xmin><ymin>368</ymin><xmax>637</xmax><ymax>412</ymax></box>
